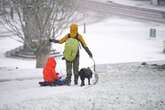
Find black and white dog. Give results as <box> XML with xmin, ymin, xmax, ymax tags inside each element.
<box><xmin>78</xmin><ymin>67</ymin><xmax>93</xmax><ymax>86</ymax></box>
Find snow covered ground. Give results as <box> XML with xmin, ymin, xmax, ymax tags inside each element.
<box><xmin>0</xmin><ymin>14</ymin><xmax>165</xmax><ymax>109</ymax></box>
<box><xmin>80</xmin><ymin>17</ymin><xmax>165</xmax><ymax>66</ymax></box>
<box><xmin>0</xmin><ymin>62</ymin><xmax>165</xmax><ymax>110</ymax></box>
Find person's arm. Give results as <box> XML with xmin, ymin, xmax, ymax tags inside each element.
<box><xmin>79</xmin><ymin>34</ymin><xmax>93</xmax><ymax>58</ymax></box>
<box><xmin>58</xmin><ymin>35</ymin><xmax>68</xmax><ymax>44</ymax></box>
<box><xmin>49</xmin><ymin>39</ymin><xmax>59</xmax><ymax>43</ymax></box>
<box><xmin>84</xmin><ymin>47</ymin><xmax>93</xmax><ymax>58</ymax></box>
<box><xmin>49</xmin><ymin>35</ymin><xmax>68</xmax><ymax>44</ymax></box>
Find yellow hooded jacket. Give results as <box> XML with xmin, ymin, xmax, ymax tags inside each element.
<box><xmin>58</xmin><ymin>23</ymin><xmax>88</xmax><ymax>48</ymax></box>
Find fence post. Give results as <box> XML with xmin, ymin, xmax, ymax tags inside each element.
<box><xmin>149</xmin><ymin>28</ymin><xmax>156</xmax><ymax>39</ymax></box>
<box><xmin>151</xmin><ymin>0</ymin><xmax>159</xmax><ymax>5</ymax></box>
<box><xmin>83</xmin><ymin>23</ymin><xmax>86</xmax><ymax>34</ymax></box>
<box><xmin>163</xmin><ymin>41</ymin><xmax>165</xmax><ymax>53</ymax></box>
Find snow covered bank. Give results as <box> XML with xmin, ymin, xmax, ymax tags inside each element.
<box><xmin>0</xmin><ymin>62</ymin><xmax>165</xmax><ymax>110</ymax></box>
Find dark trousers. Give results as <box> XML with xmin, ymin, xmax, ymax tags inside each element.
<box><xmin>65</xmin><ymin>54</ymin><xmax>79</xmax><ymax>85</ymax></box>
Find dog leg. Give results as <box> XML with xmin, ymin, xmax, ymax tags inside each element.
<box><xmin>81</xmin><ymin>78</ymin><xmax>85</xmax><ymax>86</ymax></box>
<box><xmin>88</xmin><ymin>78</ymin><xmax>91</xmax><ymax>85</ymax></box>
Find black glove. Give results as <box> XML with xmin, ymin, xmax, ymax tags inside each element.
<box><xmin>84</xmin><ymin>47</ymin><xmax>93</xmax><ymax>58</ymax></box>
<box><xmin>49</xmin><ymin>39</ymin><xmax>59</xmax><ymax>43</ymax></box>
<box><xmin>49</xmin><ymin>39</ymin><xmax>53</xmax><ymax>42</ymax></box>
<box><xmin>88</xmin><ymin>51</ymin><xmax>93</xmax><ymax>58</ymax></box>
<box><xmin>62</xmin><ymin>57</ymin><xmax>65</xmax><ymax>60</ymax></box>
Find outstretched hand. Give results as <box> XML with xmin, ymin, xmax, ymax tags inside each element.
<box><xmin>49</xmin><ymin>39</ymin><xmax>59</xmax><ymax>43</ymax></box>
<box><xmin>49</xmin><ymin>39</ymin><xmax>53</xmax><ymax>42</ymax></box>
<box><xmin>89</xmin><ymin>52</ymin><xmax>93</xmax><ymax>58</ymax></box>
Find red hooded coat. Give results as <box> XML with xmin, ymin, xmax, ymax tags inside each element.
<box><xmin>43</xmin><ymin>57</ymin><xmax>59</xmax><ymax>82</ymax></box>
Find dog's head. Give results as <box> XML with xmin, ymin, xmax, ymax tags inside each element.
<box><xmin>87</xmin><ymin>67</ymin><xmax>93</xmax><ymax>78</ymax></box>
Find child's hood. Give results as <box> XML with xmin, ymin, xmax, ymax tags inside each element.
<box><xmin>46</xmin><ymin>57</ymin><xmax>56</xmax><ymax>68</ymax></box>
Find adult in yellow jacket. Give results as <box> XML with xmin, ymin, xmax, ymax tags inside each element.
<box><xmin>49</xmin><ymin>23</ymin><xmax>93</xmax><ymax>85</ymax></box>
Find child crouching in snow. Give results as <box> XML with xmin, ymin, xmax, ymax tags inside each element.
<box><xmin>39</xmin><ymin>57</ymin><xmax>65</xmax><ymax>86</ymax></box>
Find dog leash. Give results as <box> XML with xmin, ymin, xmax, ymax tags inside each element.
<box><xmin>91</xmin><ymin>58</ymin><xmax>96</xmax><ymax>72</ymax></box>
<box><xmin>91</xmin><ymin>58</ymin><xmax>98</xmax><ymax>85</ymax></box>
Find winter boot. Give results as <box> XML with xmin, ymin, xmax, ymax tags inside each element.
<box><xmin>64</xmin><ymin>75</ymin><xmax>71</xmax><ymax>86</ymax></box>
<box><xmin>64</xmin><ymin>80</ymin><xmax>71</xmax><ymax>86</ymax></box>
<box><xmin>74</xmin><ymin>75</ymin><xmax>79</xmax><ymax>85</ymax></box>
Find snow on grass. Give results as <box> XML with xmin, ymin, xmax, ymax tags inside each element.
<box><xmin>0</xmin><ymin>63</ymin><xmax>165</xmax><ymax>110</ymax></box>
<box><xmin>0</xmin><ymin>17</ymin><xmax>165</xmax><ymax>69</ymax></box>
<box><xmin>78</xmin><ymin>17</ymin><xmax>165</xmax><ymax>67</ymax></box>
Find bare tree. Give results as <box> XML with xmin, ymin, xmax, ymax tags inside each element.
<box><xmin>0</xmin><ymin>0</ymin><xmax>79</xmax><ymax>68</ymax></box>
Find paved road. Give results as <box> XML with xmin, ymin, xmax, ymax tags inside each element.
<box><xmin>78</xmin><ymin>0</ymin><xmax>165</xmax><ymax>23</ymax></box>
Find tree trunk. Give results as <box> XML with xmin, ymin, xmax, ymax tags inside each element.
<box><xmin>35</xmin><ymin>43</ymin><xmax>51</xmax><ymax>68</ymax></box>
<box><xmin>36</xmin><ymin>52</ymin><xmax>49</xmax><ymax>68</ymax></box>
<box><xmin>23</xmin><ymin>43</ymin><xmax>32</xmax><ymax>53</ymax></box>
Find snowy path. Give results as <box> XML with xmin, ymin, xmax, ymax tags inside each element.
<box><xmin>0</xmin><ymin>62</ymin><xmax>165</xmax><ymax>110</ymax></box>
<box><xmin>79</xmin><ymin>0</ymin><xmax>165</xmax><ymax>25</ymax></box>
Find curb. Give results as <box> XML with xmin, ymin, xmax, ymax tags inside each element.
<box><xmin>5</xmin><ymin>46</ymin><xmax>62</xmax><ymax>59</ymax></box>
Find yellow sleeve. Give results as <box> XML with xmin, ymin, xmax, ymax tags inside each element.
<box><xmin>78</xmin><ymin>34</ymin><xmax>88</xmax><ymax>47</ymax></box>
<box><xmin>58</xmin><ymin>35</ymin><xmax>68</xmax><ymax>44</ymax></box>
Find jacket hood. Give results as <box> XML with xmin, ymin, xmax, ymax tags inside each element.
<box><xmin>46</xmin><ymin>57</ymin><xmax>56</xmax><ymax>68</ymax></box>
<box><xmin>70</xmin><ymin>23</ymin><xmax>78</xmax><ymax>37</ymax></box>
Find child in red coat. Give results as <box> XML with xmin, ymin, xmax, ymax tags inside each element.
<box><xmin>39</xmin><ymin>57</ymin><xmax>64</xmax><ymax>86</ymax></box>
